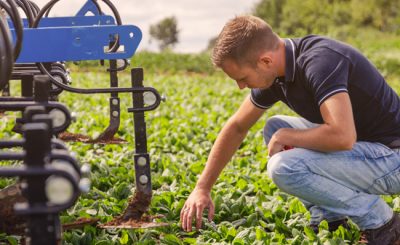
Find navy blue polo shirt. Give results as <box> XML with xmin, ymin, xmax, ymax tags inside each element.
<box><xmin>250</xmin><ymin>35</ymin><xmax>400</xmax><ymax>147</ymax></box>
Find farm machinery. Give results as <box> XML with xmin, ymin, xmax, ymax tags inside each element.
<box><xmin>0</xmin><ymin>0</ymin><xmax>165</xmax><ymax>243</ymax></box>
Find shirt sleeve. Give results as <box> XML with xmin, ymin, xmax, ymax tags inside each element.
<box><xmin>250</xmin><ymin>87</ymin><xmax>280</xmax><ymax>109</ymax></box>
<box><xmin>302</xmin><ymin>48</ymin><xmax>351</xmax><ymax>106</ymax></box>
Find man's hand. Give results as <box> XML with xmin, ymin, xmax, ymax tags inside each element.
<box><xmin>180</xmin><ymin>188</ymin><xmax>215</xmax><ymax>232</ymax></box>
<box><xmin>267</xmin><ymin>128</ymin><xmax>287</xmax><ymax>156</ymax></box>
<box><xmin>179</xmin><ymin>96</ymin><xmax>264</xmax><ymax>232</ymax></box>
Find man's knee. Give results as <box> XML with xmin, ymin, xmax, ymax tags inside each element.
<box><xmin>267</xmin><ymin>153</ymin><xmax>287</xmax><ymax>184</ymax></box>
<box><xmin>267</xmin><ymin>150</ymin><xmax>309</xmax><ymax>190</ymax></box>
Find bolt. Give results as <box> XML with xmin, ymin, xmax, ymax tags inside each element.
<box><xmin>137</xmin><ymin>157</ymin><xmax>147</xmax><ymax>166</ymax></box>
<box><xmin>79</xmin><ymin>178</ymin><xmax>91</xmax><ymax>193</ymax></box>
<box><xmin>20</xmin><ymin>182</ymin><xmax>28</xmax><ymax>189</ymax></box>
<box><xmin>81</xmin><ymin>164</ymin><xmax>91</xmax><ymax>175</ymax></box>
<box><xmin>112</xmin><ymin>99</ymin><xmax>119</xmax><ymax>106</ymax></box>
<box><xmin>112</xmin><ymin>111</ymin><xmax>119</xmax><ymax>117</ymax></box>
<box><xmin>139</xmin><ymin>175</ymin><xmax>148</xmax><ymax>184</ymax></box>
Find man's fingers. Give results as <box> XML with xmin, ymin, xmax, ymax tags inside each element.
<box><xmin>208</xmin><ymin>202</ymin><xmax>215</xmax><ymax>221</ymax></box>
<box><xmin>186</xmin><ymin>206</ymin><xmax>196</xmax><ymax>232</ymax></box>
<box><xmin>182</xmin><ymin>207</ymin><xmax>188</xmax><ymax>231</ymax></box>
<box><xmin>180</xmin><ymin>205</ymin><xmax>186</xmax><ymax>227</ymax></box>
<box><xmin>196</xmin><ymin>206</ymin><xmax>205</xmax><ymax>230</ymax></box>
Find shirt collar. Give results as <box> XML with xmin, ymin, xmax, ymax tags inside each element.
<box><xmin>283</xmin><ymin>38</ymin><xmax>296</xmax><ymax>83</ymax></box>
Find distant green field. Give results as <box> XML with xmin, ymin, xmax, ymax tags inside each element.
<box><xmin>1</xmin><ymin>34</ymin><xmax>399</xmax><ymax>244</ymax></box>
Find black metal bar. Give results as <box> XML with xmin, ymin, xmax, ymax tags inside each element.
<box><xmin>0</xmin><ymin>139</ymin><xmax>67</xmax><ymax>150</ymax></box>
<box><xmin>0</xmin><ymin>96</ymin><xmax>34</xmax><ymax>101</ymax></box>
<box><xmin>21</xmin><ymin>75</ymin><xmax>33</xmax><ymax>97</ymax></box>
<box><xmin>0</xmin><ymin>140</ymin><xmax>24</xmax><ymax>148</ymax></box>
<box><xmin>51</xmin><ymin>139</ymin><xmax>68</xmax><ymax>150</ymax></box>
<box><xmin>33</xmin><ymin>75</ymin><xmax>51</xmax><ymax>102</ymax></box>
<box><xmin>131</xmin><ymin>68</ymin><xmax>152</xmax><ymax>194</ymax></box>
<box><xmin>0</xmin><ymin>101</ymin><xmax>71</xmax><ymax>133</ymax></box>
<box><xmin>23</xmin><ymin>122</ymin><xmax>57</xmax><ymax>245</ymax></box>
<box><xmin>0</xmin><ymin>101</ymin><xmax>62</xmax><ymax>111</ymax></box>
<box><xmin>0</xmin><ymin>152</ymin><xmax>25</xmax><ymax>160</ymax></box>
<box><xmin>0</xmin><ymin>167</ymin><xmax>80</xmax><ymax>212</ymax></box>
<box><xmin>23</xmin><ymin>105</ymin><xmax>46</xmax><ymax>122</ymax></box>
<box><xmin>131</xmin><ymin>68</ymin><xmax>147</xmax><ymax>154</ymax></box>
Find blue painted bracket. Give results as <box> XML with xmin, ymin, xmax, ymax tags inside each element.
<box><xmin>8</xmin><ymin>16</ymin><xmax>116</xmax><ymax>29</ymax></box>
<box><xmin>15</xmin><ymin>25</ymin><xmax>142</xmax><ymax>63</ymax></box>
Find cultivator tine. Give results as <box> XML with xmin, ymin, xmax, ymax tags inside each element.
<box><xmin>99</xmin><ymin>68</ymin><xmax>168</xmax><ymax>229</ymax></box>
<box><xmin>59</xmin><ymin>59</ymin><xmax>126</xmax><ymax>144</ymax></box>
<box><xmin>89</xmin><ymin>96</ymin><xmax>122</xmax><ymax>143</ymax></box>
<box><xmin>92</xmin><ymin>59</ymin><xmax>125</xmax><ymax>143</ymax></box>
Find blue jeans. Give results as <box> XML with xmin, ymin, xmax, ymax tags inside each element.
<box><xmin>264</xmin><ymin>115</ymin><xmax>400</xmax><ymax>230</ymax></box>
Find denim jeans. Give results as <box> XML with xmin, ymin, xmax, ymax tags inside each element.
<box><xmin>264</xmin><ymin>115</ymin><xmax>400</xmax><ymax>230</ymax></box>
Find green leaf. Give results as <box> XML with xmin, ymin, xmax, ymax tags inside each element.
<box><xmin>119</xmin><ymin>231</ymin><xmax>129</xmax><ymax>244</ymax></box>
<box><xmin>162</xmin><ymin>234</ymin><xmax>183</xmax><ymax>245</ymax></box>
<box><xmin>236</xmin><ymin>178</ymin><xmax>248</xmax><ymax>190</ymax></box>
<box><xmin>232</xmin><ymin>237</ymin><xmax>245</xmax><ymax>245</ymax></box>
<box><xmin>183</xmin><ymin>238</ymin><xmax>197</xmax><ymax>244</ymax></box>
<box><xmin>304</xmin><ymin>226</ymin><xmax>317</xmax><ymax>240</ymax></box>
<box><xmin>6</xmin><ymin>237</ymin><xmax>18</xmax><ymax>245</ymax></box>
<box><xmin>226</xmin><ymin>227</ymin><xmax>237</xmax><ymax>241</ymax></box>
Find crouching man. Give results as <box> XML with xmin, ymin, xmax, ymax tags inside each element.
<box><xmin>180</xmin><ymin>15</ymin><xmax>400</xmax><ymax>244</ymax></box>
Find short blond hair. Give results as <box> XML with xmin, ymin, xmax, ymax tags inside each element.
<box><xmin>212</xmin><ymin>15</ymin><xmax>280</xmax><ymax>67</ymax></box>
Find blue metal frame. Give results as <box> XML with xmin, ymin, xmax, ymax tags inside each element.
<box><xmin>16</xmin><ymin>25</ymin><xmax>142</xmax><ymax>62</ymax></box>
<box><xmin>8</xmin><ymin>15</ymin><xmax>116</xmax><ymax>29</ymax></box>
<box><xmin>7</xmin><ymin>0</ymin><xmax>143</xmax><ymax>63</ymax></box>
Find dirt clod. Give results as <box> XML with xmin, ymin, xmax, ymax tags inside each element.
<box><xmin>121</xmin><ymin>191</ymin><xmax>152</xmax><ymax>220</ymax></box>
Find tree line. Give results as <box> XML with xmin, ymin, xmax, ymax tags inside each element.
<box><xmin>149</xmin><ymin>0</ymin><xmax>400</xmax><ymax>52</ymax></box>
<box><xmin>254</xmin><ymin>0</ymin><xmax>400</xmax><ymax>36</ymax></box>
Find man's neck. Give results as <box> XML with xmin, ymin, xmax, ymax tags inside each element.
<box><xmin>277</xmin><ymin>38</ymin><xmax>286</xmax><ymax>77</ymax></box>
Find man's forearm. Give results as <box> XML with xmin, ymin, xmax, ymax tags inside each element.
<box><xmin>275</xmin><ymin>124</ymin><xmax>355</xmax><ymax>152</ymax></box>
<box><xmin>195</xmin><ymin>120</ymin><xmax>247</xmax><ymax>192</ymax></box>
<box><xmin>271</xmin><ymin>93</ymin><xmax>357</xmax><ymax>153</ymax></box>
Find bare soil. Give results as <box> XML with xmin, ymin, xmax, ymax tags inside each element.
<box><xmin>0</xmin><ymin>184</ymin><xmax>27</xmax><ymax>235</ymax></box>
<box><xmin>120</xmin><ymin>191</ymin><xmax>152</xmax><ymax>220</ymax></box>
<box><xmin>98</xmin><ymin>191</ymin><xmax>166</xmax><ymax>229</ymax></box>
<box><xmin>62</xmin><ymin>217</ymin><xmax>100</xmax><ymax>231</ymax></box>
<box><xmin>58</xmin><ymin>131</ymin><xmax>126</xmax><ymax>144</ymax></box>
<box><xmin>99</xmin><ymin>214</ymin><xmax>168</xmax><ymax>229</ymax></box>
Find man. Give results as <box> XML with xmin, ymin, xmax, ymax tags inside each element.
<box><xmin>179</xmin><ymin>15</ymin><xmax>400</xmax><ymax>244</ymax></box>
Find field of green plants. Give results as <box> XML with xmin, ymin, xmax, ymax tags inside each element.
<box><xmin>1</xmin><ymin>33</ymin><xmax>400</xmax><ymax>244</ymax></box>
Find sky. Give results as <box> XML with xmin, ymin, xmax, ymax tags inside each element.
<box><xmin>33</xmin><ymin>0</ymin><xmax>260</xmax><ymax>53</ymax></box>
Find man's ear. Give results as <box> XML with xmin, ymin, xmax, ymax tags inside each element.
<box><xmin>259</xmin><ymin>54</ymin><xmax>273</xmax><ymax>68</ymax></box>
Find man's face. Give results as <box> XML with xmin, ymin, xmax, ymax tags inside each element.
<box><xmin>221</xmin><ymin>58</ymin><xmax>277</xmax><ymax>90</ymax></box>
